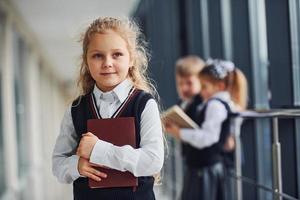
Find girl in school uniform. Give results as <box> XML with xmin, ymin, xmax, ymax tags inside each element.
<box><xmin>165</xmin><ymin>59</ymin><xmax>248</xmax><ymax>200</ymax></box>
<box><xmin>52</xmin><ymin>17</ymin><xmax>164</xmax><ymax>200</ymax></box>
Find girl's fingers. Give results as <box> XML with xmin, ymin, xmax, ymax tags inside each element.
<box><xmin>87</xmin><ymin>167</ymin><xmax>107</xmax><ymax>178</ymax></box>
<box><xmin>89</xmin><ymin>162</ymin><xmax>104</xmax><ymax>167</ymax></box>
<box><xmin>82</xmin><ymin>132</ymin><xmax>93</xmax><ymax>137</ymax></box>
<box><xmin>95</xmin><ymin>170</ymin><xmax>107</xmax><ymax>178</ymax></box>
<box><xmin>84</xmin><ymin>171</ymin><xmax>101</xmax><ymax>182</ymax></box>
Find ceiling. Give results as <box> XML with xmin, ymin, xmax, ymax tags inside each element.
<box><xmin>11</xmin><ymin>0</ymin><xmax>139</xmax><ymax>86</ymax></box>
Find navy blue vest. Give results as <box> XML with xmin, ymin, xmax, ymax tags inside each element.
<box><xmin>177</xmin><ymin>95</ymin><xmax>203</xmax><ymax>157</ymax></box>
<box><xmin>71</xmin><ymin>89</ymin><xmax>155</xmax><ymax>200</ymax></box>
<box><xmin>184</xmin><ymin>98</ymin><xmax>232</xmax><ymax>168</ymax></box>
<box><xmin>184</xmin><ymin>95</ymin><xmax>203</xmax><ymax>120</ymax></box>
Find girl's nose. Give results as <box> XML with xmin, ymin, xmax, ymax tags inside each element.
<box><xmin>102</xmin><ymin>56</ymin><xmax>113</xmax><ymax>68</ymax></box>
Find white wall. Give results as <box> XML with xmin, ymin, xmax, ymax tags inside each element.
<box><xmin>0</xmin><ymin>1</ymin><xmax>73</xmax><ymax>199</ymax></box>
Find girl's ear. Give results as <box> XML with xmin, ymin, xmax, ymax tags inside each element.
<box><xmin>218</xmin><ymin>81</ymin><xmax>226</xmax><ymax>91</ymax></box>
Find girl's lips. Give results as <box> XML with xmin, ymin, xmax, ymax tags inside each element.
<box><xmin>100</xmin><ymin>72</ymin><xmax>117</xmax><ymax>76</ymax></box>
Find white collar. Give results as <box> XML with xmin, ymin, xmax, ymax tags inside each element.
<box><xmin>93</xmin><ymin>79</ymin><xmax>133</xmax><ymax>103</ymax></box>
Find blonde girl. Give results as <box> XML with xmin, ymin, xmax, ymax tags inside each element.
<box><xmin>52</xmin><ymin>17</ymin><xmax>164</xmax><ymax>200</ymax></box>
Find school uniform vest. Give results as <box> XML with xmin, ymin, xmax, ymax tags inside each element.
<box><xmin>178</xmin><ymin>95</ymin><xmax>203</xmax><ymax>157</ymax></box>
<box><xmin>71</xmin><ymin>89</ymin><xmax>155</xmax><ymax>200</ymax></box>
<box><xmin>185</xmin><ymin>98</ymin><xmax>231</xmax><ymax>168</ymax></box>
<box><xmin>184</xmin><ymin>95</ymin><xmax>203</xmax><ymax>120</ymax></box>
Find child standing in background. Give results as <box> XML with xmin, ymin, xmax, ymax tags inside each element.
<box><xmin>52</xmin><ymin>17</ymin><xmax>164</xmax><ymax>200</ymax></box>
<box><xmin>174</xmin><ymin>55</ymin><xmax>205</xmax><ymax>157</ymax></box>
<box><xmin>173</xmin><ymin>55</ymin><xmax>205</xmax><ymax>198</ymax></box>
<box><xmin>165</xmin><ymin>59</ymin><xmax>248</xmax><ymax>200</ymax></box>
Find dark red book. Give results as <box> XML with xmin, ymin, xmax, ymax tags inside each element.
<box><xmin>87</xmin><ymin>117</ymin><xmax>138</xmax><ymax>188</ymax></box>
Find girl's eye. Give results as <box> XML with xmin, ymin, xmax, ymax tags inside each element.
<box><xmin>92</xmin><ymin>53</ymin><xmax>102</xmax><ymax>59</ymax></box>
<box><xmin>113</xmin><ymin>52</ymin><xmax>123</xmax><ymax>58</ymax></box>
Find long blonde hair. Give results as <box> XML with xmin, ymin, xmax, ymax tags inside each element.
<box><xmin>227</xmin><ymin>68</ymin><xmax>248</xmax><ymax>110</ymax></box>
<box><xmin>77</xmin><ymin>17</ymin><xmax>157</xmax><ymax>98</ymax></box>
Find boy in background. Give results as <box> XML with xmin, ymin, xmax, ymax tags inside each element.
<box><xmin>172</xmin><ymin>55</ymin><xmax>205</xmax><ymax>199</ymax></box>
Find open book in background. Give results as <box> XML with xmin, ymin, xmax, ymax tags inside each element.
<box><xmin>162</xmin><ymin>105</ymin><xmax>199</xmax><ymax>129</ymax></box>
<box><xmin>87</xmin><ymin>117</ymin><xmax>138</xmax><ymax>188</ymax></box>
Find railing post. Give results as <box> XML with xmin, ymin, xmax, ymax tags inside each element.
<box><xmin>272</xmin><ymin>117</ymin><xmax>283</xmax><ymax>200</ymax></box>
<box><xmin>233</xmin><ymin>117</ymin><xmax>243</xmax><ymax>200</ymax></box>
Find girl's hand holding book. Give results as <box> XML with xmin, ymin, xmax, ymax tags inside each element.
<box><xmin>78</xmin><ymin>157</ymin><xmax>107</xmax><ymax>182</ymax></box>
<box><xmin>77</xmin><ymin>132</ymin><xmax>98</xmax><ymax>159</ymax></box>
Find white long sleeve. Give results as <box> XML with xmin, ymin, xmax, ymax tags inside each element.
<box><xmin>52</xmin><ymin>106</ymin><xmax>81</xmax><ymax>183</ymax></box>
<box><xmin>180</xmin><ymin>99</ymin><xmax>228</xmax><ymax>149</ymax></box>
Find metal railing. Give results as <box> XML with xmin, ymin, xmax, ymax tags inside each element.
<box><xmin>232</xmin><ymin>109</ymin><xmax>300</xmax><ymax>200</ymax></box>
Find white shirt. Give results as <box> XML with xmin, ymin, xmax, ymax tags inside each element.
<box><xmin>52</xmin><ymin>79</ymin><xmax>164</xmax><ymax>184</ymax></box>
<box><xmin>180</xmin><ymin>91</ymin><xmax>234</xmax><ymax>149</ymax></box>
<box><xmin>179</xmin><ymin>100</ymin><xmax>190</xmax><ymax>111</ymax></box>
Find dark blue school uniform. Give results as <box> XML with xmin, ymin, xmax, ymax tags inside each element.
<box><xmin>177</xmin><ymin>95</ymin><xmax>203</xmax><ymax>157</ymax></box>
<box><xmin>71</xmin><ymin>89</ymin><xmax>155</xmax><ymax>200</ymax></box>
<box><xmin>181</xmin><ymin>98</ymin><xmax>232</xmax><ymax>200</ymax></box>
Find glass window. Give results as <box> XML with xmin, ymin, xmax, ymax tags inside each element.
<box><xmin>0</xmin><ymin>10</ymin><xmax>6</xmax><ymax>197</ymax></box>
<box><xmin>39</xmin><ymin>66</ymin><xmax>47</xmax><ymax>159</ymax></box>
<box><xmin>12</xmin><ymin>30</ymin><xmax>29</xmax><ymax>178</ymax></box>
<box><xmin>0</xmin><ymin>86</ymin><xmax>5</xmax><ymax>196</ymax></box>
<box><xmin>265</xmin><ymin>0</ymin><xmax>297</xmax><ymax>197</ymax></box>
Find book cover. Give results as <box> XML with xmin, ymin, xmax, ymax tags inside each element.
<box><xmin>162</xmin><ymin>105</ymin><xmax>199</xmax><ymax>129</ymax></box>
<box><xmin>87</xmin><ymin>117</ymin><xmax>138</xmax><ymax>188</ymax></box>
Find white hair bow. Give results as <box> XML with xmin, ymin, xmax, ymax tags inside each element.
<box><xmin>206</xmin><ymin>58</ymin><xmax>235</xmax><ymax>79</ymax></box>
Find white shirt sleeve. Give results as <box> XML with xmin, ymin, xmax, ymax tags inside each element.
<box><xmin>89</xmin><ymin>99</ymin><xmax>164</xmax><ymax>177</ymax></box>
<box><xmin>179</xmin><ymin>100</ymin><xmax>228</xmax><ymax>149</ymax></box>
<box><xmin>52</xmin><ymin>105</ymin><xmax>81</xmax><ymax>184</ymax></box>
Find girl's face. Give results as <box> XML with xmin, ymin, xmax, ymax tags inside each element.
<box><xmin>87</xmin><ymin>30</ymin><xmax>133</xmax><ymax>92</ymax></box>
<box><xmin>200</xmin><ymin>78</ymin><xmax>223</xmax><ymax>101</ymax></box>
